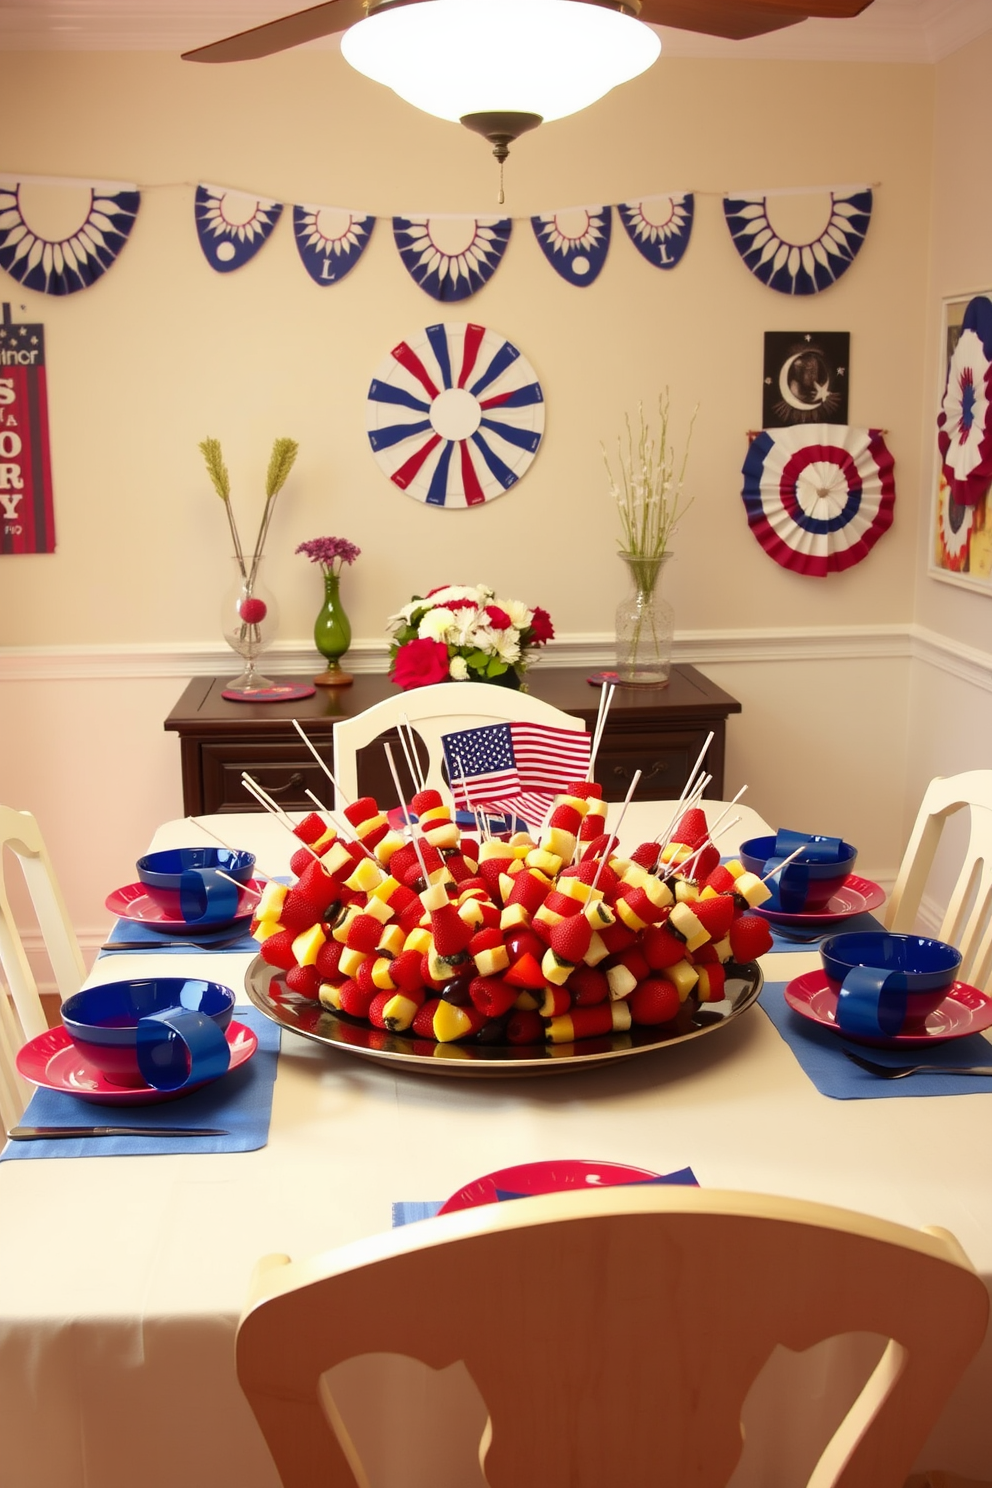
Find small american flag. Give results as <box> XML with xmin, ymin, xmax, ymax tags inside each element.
<box><xmin>442</xmin><ymin>721</ymin><xmax>591</xmax><ymax>825</ymax></box>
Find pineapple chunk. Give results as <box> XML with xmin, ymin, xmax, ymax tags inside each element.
<box><xmin>318</xmin><ymin>981</ymin><xmax>343</xmax><ymax>1010</ymax></box>
<box><xmin>254</xmin><ymin>881</ymin><xmax>288</xmax><ymax>921</ymax></box>
<box><xmin>606</xmin><ymin>964</ymin><xmax>638</xmax><ymax>1001</ymax></box>
<box><xmin>345</xmin><ymin>857</ymin><xmax>385</xmax><ymax>894</ymax></box>
<box><xmin>292</xmin><ymin>923</ymin><xmax>326</xmax><ymax>967</ymax></box>
<box><xmin>377</xmin><ymin>923</ymin><xmax>405</xmax><ymax>956</ymax></box>
<box><xmin>338</xmin><ymin>945</ymin><xmax>370</xmax><ymax>977</ymax></box>
<box><xmin>666</xmin><ymin>960</ymin><xmax>699</xmax><ymax>1001</ymax></box>
<box><xmin>252</xmin><ymin>919</ymin><xmax>285</xmax><ymax>944</ymax></box>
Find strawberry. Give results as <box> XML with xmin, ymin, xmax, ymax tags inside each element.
<box><xmin>543</xmin><ymin>889</ymin><xmax>583</xmax><ymax>917</ymax></box>
<box><xmin>503</xmin><ymin>951</ymin><xmax>546</xmax><ymax>990</ymax></box>
<box><xmin>570</xmin><ymin>966</ymin><xmax>609</xmax><ymax>1006</ymax></box>
<box><xmin>629</xmin><ymin>978</ymin><xmax>680</xmax><ymax>1025</ymax></box>
<box><xmin>366</xmin><ymin>990</ymin><xmax>393</xmax><ymax>1029</ymax></box>
<box><xmin>692</xmin><ymin>844</ymin><xmax>721</xmax><ymax>883</ymax></box>
<box><xmin>641</xmin><ymin>922</ymin><xmax>685</xmax><ymax>970</ymax></box>
<box><xmin>412</xmin><ymin>997</ymin><xmax>442</xmax><ymax>1038</ymax></box>
<box><xmin>388</xmin><ymin>843</ymin><xmax>420</xmax><ymax>882</ymax></box>
<box><xmin>728</xmin><ymin>914</ymin><xmax>773</xmax><ymax>962</ymax></box>
<box><xmin>411</xmin><ymin>789</ymin><xmax>444</xmax><ymax>815</ymax></box>
<box><xmin>293</xmin><ymin>811</ymin><xmax>328</xmax><ymax>845</ymax></box>
<box><xmin>355</xmin><ymin>958</ymin><xmax>378</xmax><ymax>994</ymax></box>
<box><xmin>336</xmin><ymin>978</ymin><xmax>369</xmax><ymax>1018</ymax></box>
<box><xmin>469</xmin><ymin>976</ymin><xmax>517</xmax><ymax>1019</ymax></box>
<box><xmin>430</xmin><ymin>904</ymin><xmax>473</xmax><ymax>956</ymax></box>
<box><xmin>598</xmin><ymin>921</ymin><xmax>637</xmax><ymax>954</ymax></box>
<box><xmin>673</xmin><ymin>807</ymin><xmax>708</xmax><ymax>848</ymax></box>
<box><xmin>315</xmin><ymin>938</ymin><xmax>344</xmax><ymax>979</ymax></box>
<box><xmin>346</xmin><ymin>913</ymin><xmax>384</xmax><ymax>953</ymax></box>
<box><xmin>468</xmin><ymin>926</ymin><xmax>503</xmax><ymax>956</ymax></box>
<box><xmin>478</xmin><ymin>857</ymin><xmax>512</xmax><ymax>901</ymax></box>
<box><xmin>550</xmin><ymin>804</ymin><xmax>582</xmax><ymax>834</ymax></box>
<box><xmin>631</xmin><ymin>841</ymin><xmax>660</xmax><ymax>870</ymax></box>
<box><xmin>390</xmin><ymin>948</ymin><xmax>425</xmax><ymax>993</ymax></box>
<box><xmin>507</xmin><ymin>870</ymin><xmax>549</xmax><ymax>915</ymax></box>
<box><xmin>617</xmin><ymin>946</ymin><xmax>650</xmax><ymax>983</ymax></box>
<box><xmin>581</xmin><ymin>833</ymin><xmax>619</xmax><ymax>861</ymax></box>
<box><xmin>566</xmin><ymin>781</ymin><xmax>602</xmax><ymax>800</ymax></box>
<box><xmin>285</xmin><ymin>963</ymin><xmax>321</xmax><ymax>999</ymax></box>
<box><xmin>260</xmin><ymin>929</ymin><xmax>296</xmax><ymax>970</ymax></box>
<box><xmin>505</xmin><ymin>1009</ymin><xmax>544</xmax><ymax>1045</ymax></box>
<box><xmin>693</xmin><ymin>895</ymin><xmax>735</xmax><ymax>941</ymax></box>
<box><xmin>703</xmin><ymin>865</ymin><xmax>738</xmax><ymax>894</ymax></box>
<box><xmin>343</xmin><ymin>796</ymin><xmax>379</xmax><ymax>827</ymax></box>
<box><xmin>549</xmin><ymin>915</ymin><xmax>592</xmax><ymax>964</ymax></box>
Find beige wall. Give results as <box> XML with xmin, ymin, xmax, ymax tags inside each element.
<box><xmin>0</xmin><ymin>42</ymin><xmax>978</xmax><ymax>948</ymax></box>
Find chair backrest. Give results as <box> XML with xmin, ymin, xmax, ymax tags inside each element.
<box><xmin>331</xmin><ymin>682</ymin><xmax>587</xmax><ymax>810</ymax></box>
<box><xmin>885</xmin><ymin>771</ymin><xmax>992</xmax><ymax>991</ymax></box>
<box><xmin>0</xmin><ymin>805</ymin><xmax>85</xmax><ymax>1127</ymax></box>
<box><xmin>237</xmin><ymin>1187</ymin><xmax>988</xmax><ymax>1488</ymax></box>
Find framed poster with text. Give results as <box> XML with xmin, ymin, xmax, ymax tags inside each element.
<box><xmin>0</xmin><ymin>309</ymin><xmax>55</xmax><ymax>554</ymax></box>
<box><xmin>929</xmin><ymin>291</ymin><xmax>992</xmax><ymax>593</ymax></box>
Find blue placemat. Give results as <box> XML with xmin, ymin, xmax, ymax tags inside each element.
<box><xmin>759</xmin><ymin>981</ymin><xmax>992</xmax><ymax>1099</ymax></box>
<box><xmin>1</xmin><ymin>1005</ymin><xmax>281</xmax><ymax>1159</ymax></box>
<box><xmin>393</xmin><ymin>1167</ymin><xmax>699</xmax><ymax>1227</ymax></box>
<box><xmin>98</xmin><ymin>918</ymin><xmax>260</xmax><ymax>956</ymax></box>
<box><xmin>764</xmin><ymin>909</ymin><xmax>885</xmax><ymax>953</ymax></box>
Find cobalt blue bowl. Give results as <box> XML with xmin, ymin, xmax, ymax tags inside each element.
<box><xmin>739</xmin><ymin>834</ymin><xmax>857</xmax><ymax>912</ymax></box>
<box><xmin>821</xmin><ymin>931</ymin><xmax>962</xmax><ymax>1030</ymax></box>
<box><xmin>62</xmin><ymin>977</ymin><xmax>235</xmax><ymax>1089</ymax></box>
<box><xmin>136</xmin><ymin>846</ymin><xmax>255</xmax><ymax>894</ymax></box>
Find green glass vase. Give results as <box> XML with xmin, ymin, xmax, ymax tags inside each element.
<box><xmin>313</xmin><ymin>571</ymin><xmax>353</xmax><ymax>687</ymax></box>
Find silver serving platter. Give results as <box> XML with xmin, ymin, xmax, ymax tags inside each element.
<box><xmin>244</xmin><ymin>955</ymin><xmax>763</xmax><ymax>1079</ymax></box>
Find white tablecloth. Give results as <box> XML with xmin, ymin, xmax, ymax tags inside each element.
<box><xmin>0</xmin><ymin>806</ymin><xmax>989</xmax><ymax>1487</ymax></box>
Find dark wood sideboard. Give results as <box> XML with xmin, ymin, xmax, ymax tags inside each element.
<box><xmin>165</xmin><ymin>666</ymin><xmax>741</xmax><ymax>815</ymax></box>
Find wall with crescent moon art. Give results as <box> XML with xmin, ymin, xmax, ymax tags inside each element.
<box><xmin>1</xmin><ymin>40</ymin><xmax>987</xmax><ymax>958</ymax></box>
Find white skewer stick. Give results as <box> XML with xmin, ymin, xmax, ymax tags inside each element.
<box><xmin>292</xmin><ymin>718</ymin><xmax>350</xmax><ymax>807</ymax></box>
<box><xmin>590</xmin><ymin>680</ymin><xmax>610</xmax><ymax>764</ymax></box>
<box><xmin>760</xmin><ymin>842</ymin><xmax>810</xmax><ymax>885</ymax></box>
<box><xmin>590</xmin><ymin>768</ymin><xmax>641</xmax><ymax>895</ymax></box>
<box><xmin>654</xmin><ymin>773</ymin><xmax>712</xmax><ymax>850</ymax></box>
<box><xmin>384</xmin><ymin>743</ymin><xmax>430</xmax><ymax>885</ymax></box>
<box><xmin>703</xmin><ymin>785</ymin><xmax>749</xmax><ymax>843</ymax></box>
<box><xmin>451</xmin><ymin>751</ymin><xmax>488</xmax><ymax>842</ymax></box>
<box><xmin>398</xmin><ymin>713</ymin><xmax>426</xmax><ymax>795</ymax></box>
<box><xmin>303</xmin><ymin>789</ymin><xmax>377</xmax><ymax>862</ymax></box>
<box><xmin>682</xmin><ymin>729</ymin><xmax>715</xmax><ymax>806</ymax></box>
<box><xmin>588</xmin><ymin>682</ymin><xmax>615</xmax><ymax>782</ymax></box>
<box><xmin>241</xmin><ymin>772</ymin><xmax>295</xmax><ymax>827</ymax></box>
<box><xmin>185</xmin><ymin>816</ymin><xmax>280</xmax><ymax>883</ymax></box>
<box><xmin>241</xmin><ymin>776</ymin><xmax>323</xmax><ymax>863</ymax></box>
<box><xmin>671</xmin><ymin>816</ymin><xmax>743</xmax><ymax>884</ymax></box>
<box><xmin>215</xmin><ymin>869</ymin><xmax>262</xmax><ymax>900</ymax></box>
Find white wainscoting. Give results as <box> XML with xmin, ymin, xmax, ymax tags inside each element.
<box><xmin>1</xmin><ymin>623</ymin><xmax>988</xmax><ymax>988</ymax></box>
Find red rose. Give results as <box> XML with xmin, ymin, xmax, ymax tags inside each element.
<box><xmin>529</xmin><ymin>606</ymin><xmax>554</xmax><ymax>644</ymax></box>
<box><xmin>392</xmin><ymin>638</ymin><xmax>450</xmax><ymax>690</ymax></box>
<box><xmin>485</xmin><ymin>604</ymin><xmax>512</xmax><ymax>630</ymax></box>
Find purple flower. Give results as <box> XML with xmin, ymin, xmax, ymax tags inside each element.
<box><xmin>295</xmin><ymin>536</ymin><xmax>361</xmax><ymax>574</ymax></box>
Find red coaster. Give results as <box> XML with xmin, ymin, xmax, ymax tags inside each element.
<box><xmin>222</xmin><ymin>683</ymin><xmax>316</xmax><ymax>703</ymax></box>
<box><xmin>587</xmin><ymin>670</ymin><xmax>620</xmax><ymax>687</ymax></box>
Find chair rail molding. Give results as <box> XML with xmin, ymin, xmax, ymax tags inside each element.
<box><xmin>1</xmin><ymin>622</ymin><xmax>989</xmax><ymax>687</ymax></box>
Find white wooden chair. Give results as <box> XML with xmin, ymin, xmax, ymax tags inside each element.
<box><xmin>0</xmin><ymin>804</ymin><xmax>85</xmax><ymax>1128</ymax></box>
<box><xmin>885</xmin><ymin>771</ymin><xmax>992</xmax><ymax>991</ymax></box>
<box><xmin>237</xmin><ymin>1185</ymin><xmax>988</xmax><ymax>1488</ymax></box>
<box><xmin>331</xmin><ymin>681</ymin><xmax>586</xmax><ymax>810</ymax></box>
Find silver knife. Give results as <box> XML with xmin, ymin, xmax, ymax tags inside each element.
<box><xmin>6</xmin><ymin>1125</ymin><xmax>229</xmax><ymax>1140</ymax></box>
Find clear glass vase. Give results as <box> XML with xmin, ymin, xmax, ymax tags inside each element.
<box><xmin>221</xmin><ymin>556</ymin><xmax>280</xmax><ymax>696</ymax></box>
<box><xmin>615</xmin><ymin>551</ymin><xmax>674</xmax><ymax>686</ymax></box>
<box><xmin>313</xmin><ymin>570</ymin><xmax>353</xmax><ymax>687</ymax></box>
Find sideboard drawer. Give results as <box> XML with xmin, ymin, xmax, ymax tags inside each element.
<box><xmin>201</xmin><ymin>744</ymin><xmax>333</xmax><ymax>814</ymax></box>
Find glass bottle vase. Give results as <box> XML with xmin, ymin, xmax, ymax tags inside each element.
<box><xmin>615</xmin><ymin>551</ymin><xmax>674</xmax><ymax>686</ymax></box>
<box><xmin>313</xmin><ymin>570</ymin><xmax>353</xmax><ymax>687</ymax></box>
<box><xmin>221</xmin><ymin>556</ymin><xmax>280</xmax><ymax>696</ymax></box>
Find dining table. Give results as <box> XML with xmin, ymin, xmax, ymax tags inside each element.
<box><xmin>0</xmin><ymin>801</ymin><xmax>990</xmax><ymax>1488</ymax></box>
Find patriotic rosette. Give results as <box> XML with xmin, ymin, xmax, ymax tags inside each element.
<box><xmin>937</xmin><ymin>295</ymin><xmax>992</xmax><ymax>508</ymax></box>
<box><xmin>742</xmin><ymin>424</ymin><xmax>895</xmax><ymax>577</ymax></box>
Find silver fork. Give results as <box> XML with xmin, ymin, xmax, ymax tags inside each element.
<box><xmin>842</xmin><ymin>1049</ymin><xmax>992</xmax><ymax>1079</ymax></box>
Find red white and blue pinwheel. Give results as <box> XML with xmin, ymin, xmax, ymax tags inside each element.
<box><xmin>618</xmin><ymin>195</ymin><xmax>693</xmax><ymax>270</ymax></box>
<box><xmin>723</xmin><ymin>188</ymin><xmax>872</xmax><ymax>296</ymax></box>
<box><xmin>531</xmin><ymin>207</ymin><xmax>611</xmax><ymax>286</ymax></box>
<box><xmin>366</xmin><ymin>323</ymin><xmax>544</xmax><ymax>508</ymax></box>
<box><xmin>293</xmin><ymin>205</ymin><xmax>374</xmax><ymax>286</ymax></box>
<box><xmin>742</xmin><ymin>424</ymin><xmax>895</xmax><ymax>576</ymax></box>
<box><xmin>937</xmin><ymin>294</ymin><xmax>992</xmax><ymax>508</ymax></box>
<box><xmin>195</xmin><ymin>185</ymin><xmax>282</xmax><ymax>273</ymax></box>
<box><xmin>393</xmin><ymin>216</ymin><xmax>511</xmax><ymax>302</ymax></box>
<box><xmin>0</xmin><ymin>178</ymin><xmax>140</xmax><ymax>296</ymax></box>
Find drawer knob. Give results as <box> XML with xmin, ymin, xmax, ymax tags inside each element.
<box><xmin>612</xmin><ymin>762</ymin><xmax>667</xmax><ymax>784</ymax></box>
<box><xmin>259</xmin><ymin>771</ymin><xmax>306</xmax><ymax>796</ymax></box>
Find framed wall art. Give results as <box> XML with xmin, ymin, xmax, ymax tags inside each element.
<box><xmin>930</xmin><ymin>289</ymin><xmax>992</xmax><ymax>593</ymax></box>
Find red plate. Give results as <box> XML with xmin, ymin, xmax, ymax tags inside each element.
<box><xmin>15</xmin><ymin>1020</ymin><xmax>258</xmax><ymax>1105</ymax></box>
<box><xmin>757</xmin><ymin>874</ymin><xmax>885</xmax><ymax>927</ymax></box>
<box><xmin>439</xmin><ymin>1159</ymin><xmax>664</xmax><ymax>1214</ymax></box>
<box><xmin>105</xmin><ymin>880</ymin><xmax>262</xmax><ymax>933</ymax></box>
<box><xmin>783</xmin><ymin>971</ymin><xmax>992</xmax><ymax>1047</ymax></box>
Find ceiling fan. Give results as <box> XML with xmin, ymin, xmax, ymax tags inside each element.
<box><xmin>183</xmin><ymin>0</ymin><xmax>874</xmax><ymax>184</ymax></box>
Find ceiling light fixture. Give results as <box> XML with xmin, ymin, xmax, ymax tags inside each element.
<box><xmin>340</xmin><ymin>0</ymin><xmax>661</xmax><ymax>197</ymax></box>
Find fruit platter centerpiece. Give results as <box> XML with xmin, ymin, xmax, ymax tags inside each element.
<box><xmin>243</xmin><ymin>776</ymin><xmax>776</xmax><ymax>1077</ymax></box>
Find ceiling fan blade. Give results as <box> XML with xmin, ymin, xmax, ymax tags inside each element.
<box><xmin>182</xmin><ymin>0</ymin><xmax>369</xmax><ymax>63</ymax></box>
<box><xmin>636</xmin><ymin>0</ymin><xmax>807</xmax><ymax>38</ymax></box>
